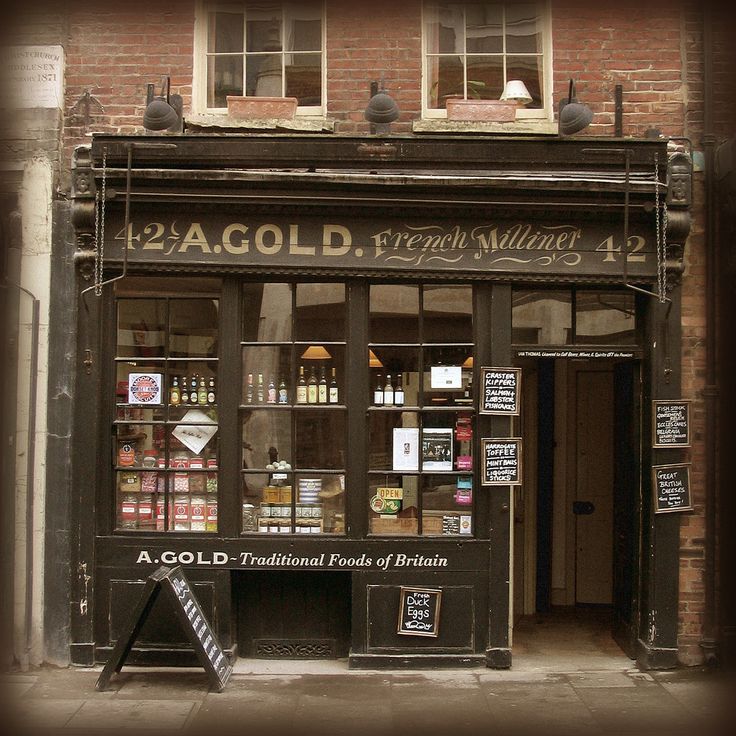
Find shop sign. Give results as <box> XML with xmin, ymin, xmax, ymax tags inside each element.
<box><xmin>653</xmin><ymin>463</ymin><xmax>692</xmax><ymax>513</ymax></box>
<box><xmin>652</xmin><ymin>400</ymin><xmax>691</xmax><ymax>448</ymax></box>
<box><xmin>481</xmin><ymin>438</ymin><xmax>522</xmax><ymax>486</ymax></box>
<box><xmin>515</xmin><ymin>348</ymin><xmax>637</xmax><ymax>359</ymax></box>
<box><xmin>106</xmin><ymin>213</ymin><xmax>658</xmax><ymax>278</ymax></box>
<box><xmin>370</xmin><ymin>487</ymin><xmax>402</xmax><ymax>514</ymax></box>
<box><xmin>397</xmin><ymin>587</ymin><xmax>441</xmax><ymax>637</ymax></box>
<box><xmin>480</xmin><ymin>367</ymin><xmax>521</xmax><ymax>415</ymax></box>
<box><xmin>128</xmin><ymin>372</ymin><xmax>162</xmax><ymax>405</ymax></box>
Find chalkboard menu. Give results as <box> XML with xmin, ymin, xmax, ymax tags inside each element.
<box><xmin>480</xmin><ymin>367</ymin><xmax>521</xmax><ymax>415</ymax></box>
<box><xmin>96</xmin><ymin>565</ymin><xmax>232</xmax><ymax>692</ymax></box>
<box><xmin>652</xmin><ymin>463</ymin><xmax>692</xmax><ymax>514</ymax></box>
<box><xmin>397</xmin><ymin>587</ymin><xmax>442</xmax><ymax>637</ymax></box>
<box><xmin>481</xmin><ymin>438</ymin><xmax>522</xmax><ymax>486</ymax></box>
<box><xmin>652</xmin><ymin>400</ymin><xmax>691</xmax><ymax>448</ymax></box>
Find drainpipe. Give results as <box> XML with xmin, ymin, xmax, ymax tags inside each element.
<box><xmin>700</xmin><ymin>3</ymin><xmax>718</xmax><ymax>667</ymax></box>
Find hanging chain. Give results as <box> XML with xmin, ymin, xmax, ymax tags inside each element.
<box><xmin>94</xmin><ymin>148</ymin><xmax>107</xmax><ymax>296</ymax></box>
<box><xmin>654</xmin><ymin>156</ymin><xmax>668</xmax><ymax>303</ymax></box>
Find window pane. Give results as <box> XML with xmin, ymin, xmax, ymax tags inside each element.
<box><xmin>116</xmin><ymin>362</ymin><xmax>166</xmax><ymax>414</ymax></box>
<box><xmin>423</xmin><ymin>285</ymin><xmax>473</xmax><ymax>342</ymax></box>
<box><xmin>466</xmin><ymin>55</ymin><xmax>504</xmax><ymax>100</ymax></box>
<box><xmin>246</xmin><ymin>5</ymin><xmax>282</xmax><ymax>52</ymax></box>
<box><xmin>421</xmin><ymin>411</ymin><xmax>472</xmax><ymax>471</ymax></box>
<box><xmin>242</xmin><ymin>346</ymin><xmax>292</xmax><ymax>404</ymax></box>
<box><xmin>208</xmin><ymin>11</ymin><xmax>244</xmax><ymax>53</ymax></box>
<box><xmin>422</xmin><ymin>475</ymin><xmax>473</xmax><ymax>536</ymax></box>
<box><xmin>423</xmin><ymin>346</ymin><xmax>473</xmax><ymax>406</ymax></box>
<box><xmin>295</xmin><ymin>283</ymin><xmax>345</xmax><ymax>341</ymax></box>
<box><xmin>117</xmin><ymin>300</ymin><xmax>165</xmax><ymax>358</ymax></box>
<box><xmin>285</xmin><ymin>53</ymin><xmax>321</xmax><ymax>105</ymax></box>
<box><xmin>369</xmin><ymin>411</ymin><xmax>420</xmax><ymax>471</ymax></box>
<box><xmin>506</xmin><ymin>55</ymin><xmax>542</xmax><ymax>108</ymax></box>
<box><xmin>575</xmin><ymin>291</ymin><xmax>636</xmax><ymax>345</ymax></box>
<box><xmin>295</xmin><ymin>410</ymin><xmax>346</xmax><ymax>469</ymax></box>
<box><xmin>369</xmin><ymin>475</ymin><xmax>419</xmax><ymax>535</ymax></box>
<box><xmin>242</xmin><ymin>410</ymin><xmax>292</xmax><ymax>470</ymax></box>
<box><xmin>425</xmin><ymin>3</ymin><xmax>464</xmax><ymax>54</ymax></box>
<box><xmin>169</xmin><ymin>299</ymin><xmax>218</xmax><ymax>358</ymax></box>
<box><xmin>466</xmin><ymin>3</ymin><xmax>503</xmax><ymax>53</ymax></box>
<box><xmin>505</xmin><ymin>3</ymin><xmax>542</xmax><ymax>54</ymax></box>
<box><xmin>167</xmin><ymin>361</ymin><xmax>219</xmax><ymax>409</ymax></box>
<box><xmin>296</xmin><ymin>473</ymin><xmax>344</xmax><ymax>534</ymax></box>
<box><xmin>426</xmin><ymin>55</ymin><xmax>464</xmax><ymax>107</ymax></box>
<box><xmin>370</xmin><ymin>284</ymin><xmax>419</xmax><ymax>342</ymax></box>
<box><xmin>369</xmin><ymin>347</ymin><xmax>420</xmax><ymax>407</ymax></box>
<box><xmin>512</xmin><ymin>289</ymin><xmax>572</xmax><ymax>345</ymax></box>
<box><xmin>209</xmin><ymin>55</ymin><xmax>243</xmax><ymax>107</ymax></box>
<box><xmin>246</xmin><ymin>53</ymin><xmax>283</xmax><ymax>97</ymax></box>
<box><xmin>284</xmin><ymin>2</ymin><xmax>322</xmax><ymax>51</ymax></box>
<box><xmin>243</xmin><ymin>283</ymin><xmax>292</xmax><ymax>342</ymax></box>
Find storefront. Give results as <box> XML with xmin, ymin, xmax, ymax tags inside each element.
<box><xmin>68</xmin><ymin>134</ymin><xmax>691</xmax><ymax>669</ymax></box>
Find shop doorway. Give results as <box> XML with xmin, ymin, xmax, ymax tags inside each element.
<box><xmin>512</xmin><ymin>358</ymin><xmax>641</xmax><ymax>659</ymax></box>
<box><xmin>233</xmin><ymin>571</ymin><xmax>352</xmax><ymax>659</ymax></box>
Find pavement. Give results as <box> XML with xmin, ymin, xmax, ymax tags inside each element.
<box><xmin>1</xmin><ymin>660</ymin><xmax>731</xmax><ymax>736</ymax></box>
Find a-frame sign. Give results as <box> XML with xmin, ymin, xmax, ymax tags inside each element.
<box><xmin>96</xmin><ymin>565</ymin><xmax>232</xmax><ymax>692</ymax></box>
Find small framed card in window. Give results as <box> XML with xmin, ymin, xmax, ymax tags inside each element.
<box><xmin>422</xmin><ymin>428</ymin><xmax>453</xmax><ymax>471</ymax></box>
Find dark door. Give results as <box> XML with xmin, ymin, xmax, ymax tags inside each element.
<box><xmin>612</xmin><ymin>362</ymin><xmax>641</xmax><ymax>657</ymax></box>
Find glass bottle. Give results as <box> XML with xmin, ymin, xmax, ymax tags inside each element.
<box><xmin>207</xmin><ymin>377</ymin><xmax>216</xmax><ymax>404</ymax></box>
<box><xmin>384</xmin><ymin>374</ymin><xmax>394</xmax><ymax>406</ymax></box>
<box><xmin>394</xmin><ymin>373</ymin><xmax>405</xmax><ymax>406</ymax></box>
<box><xmin>190</xmin><ymin>375</ymin><xmax>198</xmax><ymax>404</ymax></box>
<box><xmin>256</xmin><ymin>373</ymin><xmax>265</xmax><ymax>403</ymax></box>
<box><xmin>180</xmin><ymin>376</ymin><xmax>189</xmax><ymax>404</ymax></box>
<box><xmin>267</xmin><ymin>376</ymin><xmax>277</xmax><ymax>404</ymax></box>
<box><xmin>318</xmin><ymin>367</ymin><xmax>327</xmax><ymax>404</ymax></box>
<box><xmin>296</xmin><ymin>365</ymin><xmax>307</xmax><ymax>404</ymax></box>
<box><xmin>329</xmin><ymin>367</ymin><xmax>339</xmax><ymax>404</ymax></box>
<box><xmin>246</xmin><ymin>372</ymin><xmax>254</xmax><ymax>404</ymax></box>
<box><xmin>197</xmin><ymin>376</ymin><xmax>208</xmax><ymax>405</ymax></box>
<box><xmin>307</xmin><ymin>366</ymin><xmax>318</xmax><ymax>404</ymax></box>
<box><xmin>169</xmin><ymin>376</ymin><xmax>180</xmax><ymax>405</ymax></box>
<box><xmin>278</xmin><ymin>377</ymin><xmax>288</xmax><ymax>404</ymax></box>
<box><xmin>374</xmin><ymin>373</ymin><xmax>384</xmax><ymax>406</ymax></box>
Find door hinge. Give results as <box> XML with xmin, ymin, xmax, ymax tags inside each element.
<box><xmin>83</xmin><ymin>349</ymin><xmax>93</xmax><ymax>374</ymax></box>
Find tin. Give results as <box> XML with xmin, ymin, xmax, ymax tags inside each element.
<box><xmin>120</xmin><ymin>493</ymin><xmax>138</xmax><ymax>529</ymax></box>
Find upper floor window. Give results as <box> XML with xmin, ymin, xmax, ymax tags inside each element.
<box><xmin>423</xmin><ymin>1</ymin><xmax>551</xmax><ymax>119</ymax></box>
<box><xmin>196</xmin><ymin>1</ymin><xmax>324</xmax><ymax>114</ymax></box>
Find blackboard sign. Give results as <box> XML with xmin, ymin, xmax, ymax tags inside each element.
<box><xmin>480</xmin><ymin>367</ymin><xmax>521</xmax><ymax>415</ymax></box>
<box><xmin>481</xmin><ymin>438</ymin><xmax>522</xmax><ymax>486</ymax></box>
<box><xmin>652</xmin><ymin>400</ymin><xmax>691</xmax><ymax>448</ymax></box>
<box><xmin>397</xmin><ymin>587</ymin><xmax>442</xmax><ymax>637</ymax></box>
<box><xmin>96</xmin><ymin>565</ymin><xmax>232</xmax><ymax>692</ymax></box>
<box><xmin>652</xmin><ymin>463</ymin><xmax>692</xmax><ymax>514</ymax></box>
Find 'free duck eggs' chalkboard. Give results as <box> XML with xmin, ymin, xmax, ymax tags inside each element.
<box><xmin>397</xmin><ymin>587</ymin><xmax>442</xmax><ymax>637</ymax></box>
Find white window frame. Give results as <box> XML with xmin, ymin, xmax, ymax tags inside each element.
<box><xmin>193</xmin><ymin>0</ymin><xmax>326</xmax><ymax>117</ymax></box>
<box><xmin>421</xmin><ymin>0</ymin><xmax>553</xmax><ymax>121</ymax></box>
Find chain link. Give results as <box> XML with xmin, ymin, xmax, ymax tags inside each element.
<box><xmin>654</xmin><ymin>156</ymin><xmax>668</xmax><ymax>303</ymax></box>
<box><xmin>94</xmin><ymin>148</ymin><xmax>107</xmax><ymax>296</ymax></box>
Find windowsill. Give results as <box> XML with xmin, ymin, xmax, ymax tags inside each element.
<box><xmin>412</xmin><ymin>118</ymin><xmax>559</xmax><ymax>135</ymax></box>
<box><xmin>185</xmin><ymin>113</ymin><xmax>336</xmax><ymax>133</ymax></box>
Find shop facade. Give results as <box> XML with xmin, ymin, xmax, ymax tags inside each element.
<box><xmin>68</xmin><ymin>133</ymin><xmax>692</xmax><ymax>668</ymax></box>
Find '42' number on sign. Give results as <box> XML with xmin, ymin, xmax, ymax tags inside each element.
<box><xmin>596</xmin><ymin>235</ymin><xmax>646</xmax><ymax>263</ymax></box>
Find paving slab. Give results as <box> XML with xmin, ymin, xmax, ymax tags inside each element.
<box><xmin>66</xmin><ymin>699</ymin><xmax>198</xmax><ymax>731</ymax></box>
<box><xmin>8</xmin><ymin>698</ymin><xmax>85</xmax><ymax>730</ymax></box>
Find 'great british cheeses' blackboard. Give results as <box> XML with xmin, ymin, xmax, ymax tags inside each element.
<box><xmin>652</xmin><ymin>400</ymin><xmax>691</xmax><ymax>448</ymax></box>
<box><xmin>652</xmin><ymin>463</ymin><xmax>692</xmax><ymax>514</ymax></box>
<box><xmin>96</xmin><ymin>565</ymin><xmax>232</xmax><ymax>692</ymax></box>
<box><xmin>480</xmin><ymin>367</ymin><xmax>521</xmax><ymax>415</ymax></box>
<box><xmin>397</xmin><ymin>587</ymin><xmax>442</xmax><ymax>637</ymax></box>
<box><xmin>481</xmin><ymin>438</ymin><xmax>522</xmax><ymax>486</ymax></box>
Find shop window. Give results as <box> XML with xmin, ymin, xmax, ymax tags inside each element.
<box><xmin>241</xmin><ymin>282</ymin><xmax>346</xmax><ymax>535</ymax></box>
<box><xmin>368</xmin><ymin>284</ymin><xmax>474</xmax><ymax>537</ymax></box>
<box><xmin>196</xmin><ymin>0</ymin><xmax>325</xmax><ymax>114</ymax></box>
<box><xmin>114</xmin><ymin>281</ymin><xmax>221</xmax><ymax>534</ymax></box>
<box><xmin>575</xmin><ymin>290</ymin><xmax>636</xmax><ymax>345</ymax></box>
<box><xmin>512</xmin><ymin>289</ymin><xmax>572</xmax><ymax>345</ymax></box>
<box><xmin>423</xmin><ymin>1</ymin><xmax>551</xmax><ymax>119</ymax></box>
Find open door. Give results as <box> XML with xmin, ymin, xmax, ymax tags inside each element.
<box><xmin>611</xmin><ymin>362</ymin><xmax>641</xmax><ymax>657</ymax></box>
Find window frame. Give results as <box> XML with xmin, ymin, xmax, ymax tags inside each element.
<box><xmin>421</xmin><ymin>0</ymin><xmax>553</xmax><ymax>121</ymax></box>
<box><xmin>192</xmin><ymin>0</ymin><xmax>327</xmax><ymax>117</ymax></box>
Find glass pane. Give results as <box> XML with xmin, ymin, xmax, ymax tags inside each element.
<box><xmin>422</xmin><ymin>412</ymin><xmax>473</xmax><ymax>472</ymax></box>
<box><xmin>242</xmin><ymin>346</ymin><xmax>292</xmax><ymax>404</ymax></box>
<box><xmin>512</xmin><ymin>290</ymin><xmax>572</xmax><ymax>345</ymax></box>
<box><xmin>295</xmin><ymin>410</ymin><xmax>346</xmax><ymax>469</ymax></box>
<box><xmin>370</xmin><ymin>284</ymin><xmax>419</xmax><ymax>343</ymax></box>
<box><xmin>369</xmin><ymin>475</ymin><xmax>419</xmax><ymax>535</ymax></box>
<box><xmin>116</xmin><ymin>363</ymin><xmax>166</xmax><ymax>418</ymax></box>
<box><xmin>167</xmin><ymin>361</ymin><xmax>219</xmax><ymax>409</ymax></box>
<box><xmin>284</xmin><ymin>2</ymin><xmax>322</xmax><ymax>51</ymax></box>
<box><xmin>242</xmin><ymin>472</ymin><xmax>274</xmax><ymax>532</ymax></box>
<box><xmin>243</xmin><ymin>283</ymin><xmax>292</xmax><ymax>342</ymax></box>
<box><xmin>466</xmin><ymin>3</ymin><xmax>503</xmax><ymax>53</ymax></box>
<box><xmin>246</xmin><ymin>53</ymin><xmax>283</xmax><ymax>97</ymax></box>
<box><xmin>242</xmin><ymin>410</ymin><xmax>292</xmax><ymax>470</ymax></box>
<box><xmin>285</xmin><ymin>53</ymin><xmax>321</xmax><ymax>105</ymax></box>
<box><xmin>422</xmin><ymin>475</ymin><xmax>473</xmax><ymax>536</ymax></box>
<box><xmin>117</xmin><ymin>300</ymin><xmax>166</xmax><ymax>358</ymax></box>
<box><xmin>246</xmin><ymin>4</ymin><xmax>282</xmax><ymax>52</ymax></box>
<box><xmin>423</xmin><ymin>285</ymin><xmax>473</xmax><ymax>342</ymax></box>
<box><xmin>117</xmin><ymin>483</ymin><xmax>162</xmax><ymax>531</ymax></box>
<box><xmin>369</xmin><ymin>347</ymin><xmax>420</xmax><ymax>407</ymax></box>
<box><xmin>422</xmin><ymin>346</ymin><xmax>473</xmax><ymax>406</ymax></box>
<box><xmin>297</xmin><ymin>347</ymin><xmax>345</xmax><ymax>405</ymax></box>
<box><xmin>115</xmin><ymin>424</ymin><xmax>160</xmax><ymax>468</ymax></box>
<box><xmin>295</xmin><ymin>283</ymin><xmax>345</xmax><ymax>341</ymax></box>
<box><xmin>169</xmin><ymin>299</ymin><xmax>218</xmax><ymax>358</ymax></box>
<box><xmin>505</xmin><ymin>3</ymin><xmax>542</xmax><ymax>54</ymax></box>
<box><xmin>208</xmin><ymin>11</ymin><xmax>244</xmax><ymax>53</ymax></box>
<box><xmin>368</xmin><ymin>411</ymin><xmax>420</xmax><ymax>471</ymax></box>
<box><xmin>506</xmin><ymin>56</ymin><xmax>542</xmax><ymax>108</ymax></box>
<box><xmin>209</xmin><ymin>55</ymin><xmax>243</xmax><ymax>107</ymax></box>
<box><xmin>170</xmin><ymin>481</ymin><xmax>215</xmax><ymax>533</ymax></box>
<box><xmin>425</xmin><ymin>55</ymin><xmax>464</xmax><ymax>107</ymax></box>
<box><xmin>575</xmin><ymin>291</ymin><xmax>636</xmax><ymax>345</ymax></box>
<box><xmin>425</xmin><ymin>3</ymin><xmax>463</xmax><ymax>54</ymax></box>
<box><xmin>296</xmin><ymin>473</ymin><xmax>344</xmax><ymax>534</ymax></box>
<box><xmin>466</xmin><ymin>55</ymin><xmax>504</xmax><ymax>100</ymax></box>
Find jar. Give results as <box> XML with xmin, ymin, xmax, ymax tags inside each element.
<box><xmin>279</xmin><ymin>520</ymin><xmax>292</xmax><ymax>534</ymax></box>
<box><xmin>155</xmin><ymin>494</ymin><xmax>167</xmax><ymax>531</ymax></box>
<box><xmin>260</xmin><ymin>502</ymin><xmax>272</xmax><ymax>518</ymax></box>
<box><xmin>173</xmin><ymin>494</ymin><xmax>190</xmax><ymax>531</ymax></box>
<box><xmin>258</xmin><ymin>518</ymin><xmax>269</xmax><ymax>533</ymax></box>
<box><xmin>241</xmin><ymin>503</ymin><xmax>255</xmax><ymax>532</ymax></box>
<box><xmin>119</xmin><ymin>494</ymin><xmax>138</xmax><ymax>529</ymax></box>
<box><xmin>206</xmin><ymin>496</ymin><xmax>218</xmax><ymax>532</ymax></box>
<box><xmin>309</xmin><ymin>521</ymin><xmax>321</xmax><ymax>534</ymax></box>
<box><xmin>138</xmin><ymin>493</ymin><xmax>154</xmax><ymax>529</ymax></box>
<box><xmin>190</xmin><ymin>494</ymin><xmax>206</xmax><ymax>531</ymax></box>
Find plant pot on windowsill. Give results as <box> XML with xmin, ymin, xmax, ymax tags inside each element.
<box><xmin>226</xmin><ymin>96</ymin><xmax>298</xmax><ymax>120</ymax></box>
<box><xmin>445</xmin><ymin>98</ymin><xmax>518</xmax><ymax>122</ymax></box>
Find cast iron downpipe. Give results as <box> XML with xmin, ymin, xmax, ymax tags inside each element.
<box><xmin>700</xmin><ymin>4</ymin><xmax>719</xmax><ymax>666</ymax></box>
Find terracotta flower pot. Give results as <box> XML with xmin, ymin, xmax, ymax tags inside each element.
<box><xmin>445</xmin><ymin>98</ymin><xmax>518</xmax><ymax>122</ymax></box>
<box><xmin>226</xmin><ymin>96</ymin><xmax>298</xmax><ymax>120</ymax></box>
